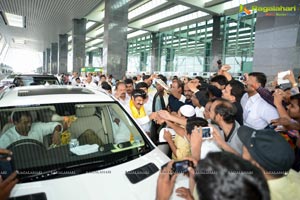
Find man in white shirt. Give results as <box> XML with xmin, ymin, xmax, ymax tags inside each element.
<box><xmin>241</xmin><ymin>72</ymin><xmax>279</xmax><ymax>129</ymax></box>
<box><xmin>0</xmin><ymin>111</ymin><xmax>62</xmax><ymax>148</ymax></box>
<box><xmin>113</xmin><ymin>82</ymin><xmax>131</xmax><ymax>107</ymax></box>
<box><xmin>84</xmin><ymin>75</ymin><xmax>97</xmax><ymax>89</ymax></box>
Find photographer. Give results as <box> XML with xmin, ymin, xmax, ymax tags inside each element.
<box><xmin>156</xmin><ymin>151</ymin><xmax>270</xmax><ymax>200</ymax></box>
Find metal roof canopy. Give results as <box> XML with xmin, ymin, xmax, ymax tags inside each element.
<box><xmin>0</xmin><ymin>0</ymin><xmax>257</xmax><ymax>53</ymax></box>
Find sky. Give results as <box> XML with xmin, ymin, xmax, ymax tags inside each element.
<box><xmin>4</xmin><ymin>49</ymin><xmax>43</xmax><ymax>73</ymax></box>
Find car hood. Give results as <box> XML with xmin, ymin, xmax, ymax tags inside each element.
<box><xmin>10</xmin><ymin>148</ymin><xmax>188</xmax><ymax>200</ymax></box>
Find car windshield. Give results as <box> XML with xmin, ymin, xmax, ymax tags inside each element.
<box><xmin>0</xmin><ymin>102</ymin><xmax>153</xmax><ymax>182</ymax></box>
<box><xmin>14</xmin><ymin>76</ymin><xmax>59</xmax><ymax>86</ymax></box>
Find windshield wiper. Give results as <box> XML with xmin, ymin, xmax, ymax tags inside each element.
<box><xmin>18</xmin><ymin>159</ymin><xmax>105</xmax><ymax>182</ymax></box>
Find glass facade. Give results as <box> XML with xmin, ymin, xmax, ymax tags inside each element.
<box><xmin>127</xmin><ymin>12</ymin><xmax>256</xmax><ymax>76</ymax></box>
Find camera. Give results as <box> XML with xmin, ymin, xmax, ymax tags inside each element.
<box><xmin>172</xmin><ymin>160</ymin><xmax>194</xmax><ymax>173</ymax></box>
<box><xmin>278</xmin><ymin>83</ymin><xmax>292</xmax><ymax>91</ymax></box>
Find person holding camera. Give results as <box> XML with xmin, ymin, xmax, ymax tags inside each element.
<box><xmin>0</xmin><ymin>149</ymin><xmax>18</xmax><ymax>200</ymax></box>
<box><xmin>156</xmin><ymin>151</ymin><xmax>270</xmax><ymax>200</ymax></box>
<box><xmin>241</xmin><ymin>72</ymin><xmax>279</xmax><ymax>129</ymax></box>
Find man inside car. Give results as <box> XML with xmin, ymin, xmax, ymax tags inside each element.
<box><xmin>0</xmin><ymin>111</ymin><xmax>62</xmax><ymax>148</ymax></box>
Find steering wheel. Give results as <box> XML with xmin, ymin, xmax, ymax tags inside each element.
<box><xmin>7</xmin><ymin>139</ymin><xmax>46</xmax><ymax>151</ymax></box>
<box><xmin>7</xmin><ymin>139</ymin><xmax>47</xmax><ymax>170</ymax></box>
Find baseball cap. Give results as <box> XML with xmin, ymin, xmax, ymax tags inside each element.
<box><xmin>237</xmin><ymin>126</ymin><xmax>295</xmax><ymax>173</ymax></box>
<box><xmin>179</xmin><ymin>105</ymin><xmax>196</xmax><ymax>118</ymax></box>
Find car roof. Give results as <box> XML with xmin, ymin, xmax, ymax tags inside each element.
<box><xmin>0</xmin><ymin>85</ymin><xmax>114</xmax><ymax>107</ymax></box>
<box><xmin>14</xmin><ymin>74</ymin><xmax>57</xmax><ymax>78</ymax></box>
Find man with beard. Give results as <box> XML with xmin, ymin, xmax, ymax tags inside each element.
<box><xmin>241</xmin><ymin>72</ymin><xmax>279</xmax><ymax>129</ymax></box>
<box><xmin>209</xmin><ymin>98</ymin><xmax>243</xmax><ymax>155</ymax></box>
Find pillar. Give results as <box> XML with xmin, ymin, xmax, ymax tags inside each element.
<box><xmin>58</xmin><ymin>34</ymin><xmax>68</xmax><ymax>74</ymax></box>
<box><xmin>165</xmin><ymin>48</ymin><xmax>175</xmax><ymax>71</ymax></box>
<box><xmin>151</xmin><ymin>32</ymin><xmax>162</xmax><ymax>72</ymax></box>
<box><xmin>140</xmin><ymin>52</ymin><xmax>147</xmax><ymax>71</ymax></box>
<box><xmin>72</xmin><ymin>18</ymin><xmax>86</xmax><ymax>74</ymax></box>
<box><xmin>51</xmin><ymin>43</ymin><xmax>58</xmax><ymax>74</ymax></box>
<box><xmin>46</xmin><ymin>48</ymin><xmax>51</xmax><ymax>73</ymax></box>
<box><xmin>211</xmin><ymin>15</ymin><xmax>224</xmax><ymax>71</ymax></box>
<box><xmin>88</xmin><ymin>51</ymin><xmax>93</xmax><ymax>67</ymax></box>
<box><xmin>204</xmin><ymin>42</ymin><xmax>211</xmax><ymax>72</ymax></box>
<box><xmin>43</xmin><ymin>51</ymin><xmax>46</xmax><ymax>73</ymax></box>
<box><xmin>103</xmin><ymin>0</ymin><xmax>128</xmax><ymax>79</ymax></box>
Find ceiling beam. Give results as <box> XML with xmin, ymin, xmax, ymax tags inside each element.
<box><xmin>129</xmin><ymin>2</ymin><xmax>174</xmax><ymax>22</ymax></box>
<box><xmin>167</xmin><ymin>0</ymin><xmax>224</xmax><ymax>15</ymax></box>
<box><xmin>204</xmin><ymin>0</ymin><xmax>230</xmax><ymax>8</ymax></box>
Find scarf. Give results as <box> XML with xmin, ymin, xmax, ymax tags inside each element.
<box><xmin>129</xmin><ymin>99</ymin><xmax>146</xmax><ymax>119</ymax></box>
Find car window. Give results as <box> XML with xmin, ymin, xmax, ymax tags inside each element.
<box><xmin>0</xmin><ymin>102</ymin><xmax>152</xmax><ymax>182</ymax></box>
<box><xmin>13</xmin><ymin>76</ymin><xmax>60</xmax><ymax>86</ymax></box>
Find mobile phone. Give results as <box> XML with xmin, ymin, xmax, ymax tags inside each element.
<box><xmin>278</xmin><ymin>70</ymin><xmax>290</xmax><ymax>85</ymax></box>
<box><xmin>172</xmin><ymin>160</ymin><xmax>194</xmax><ymax>173</ymax></box>
<box><xmin>266</xmin><ymin>123</ymin><xmax>276</xmax><ymax>130</ymax></box>
<box><xmin>199</xmin><ymin>127</ymin><xmax>213</xmax><ymax>139</ymax></box>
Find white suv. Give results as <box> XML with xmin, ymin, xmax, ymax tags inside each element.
<box><xmin>0</xmin><ymin>85</ymin><xmax>172</xmax><ymax>200</ymax></box>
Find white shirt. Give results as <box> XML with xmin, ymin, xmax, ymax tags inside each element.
<box><xmin>112</xmin><ymin>120</ymin><xmax>131</xmax><ymax>144</ymax></box>
<box><xmin>144</xmin><ymin>96</ymin><xmax>153</xmax><ymax>116</ymax></box>
<box><xmin>195</xmin><ymin>106</ymin><xmax>205</xmax><ymax>118</ymax></box>
<box><xmin>84</xmin><ymin>81</ymin><xmax>98</xmax><ymax>89</ymax></box>
<box><xmin>241</xmin><ymin>93</ymin><xmax>279</xmax><ymax>129</ymax></box>
<box><xmin>115</xmin><ymin>94</ymin><xmax>131</xmax><ymax>108</ymax></box>
<box><xmin>179</xmin><ymin>95</ymin><xmax>186</xmax><ymax>103</ymax></box>
<box><xmin>0</xmin><ymin>122</ymin><xmax>61</xmax><ymax>148</ymax></box>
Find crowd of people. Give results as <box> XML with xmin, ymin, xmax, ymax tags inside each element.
<box><xmin>59</xmin><ymin>66</ymin><xmax>300</xmax><ymax>200</ymax></box>
<box><xmin>1</xmin><ymin>65</ymin><xmax>300</xmax><ymax>199</ymax></box>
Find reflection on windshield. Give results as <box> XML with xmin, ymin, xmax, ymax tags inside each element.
<box><xmin>0</xmin><ymin>103</ymin><xmax>150</xmax><ymax>182</ymax></box>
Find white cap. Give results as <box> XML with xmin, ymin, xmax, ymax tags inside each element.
<box><xmin>179</xmin><ymin>105</ymin><xmax>195</xmax><ymax>118</ymax></box>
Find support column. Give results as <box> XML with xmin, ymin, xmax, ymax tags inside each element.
<box><xmin>103</xmin><ymin>0</ymin><xmax>128</xmax><ymax>79</ymax></box>
<box><xmin>139</xmin><ymin>52</ymin><xmax>147</xmax><ymax>71</ymax></box>
<box><xmin>58</xmin><ymin>34</ymin><xmax>68</xmax><ymax>74</ymax></box>
<box><xmin>253</xmin><ymin>0</ymin><xmax>300</xmax><ymax>75</ymax></box>
<box><xmin>211</xmin><ymin>16</ymin><xmax>224</xmax><ymax>71</ymax></box>
<box><xmin>72</xmin><ymin>18</ymin><xmax>86</xmax><ymax>74</ymax></box>
<box><xmin>99</xmin><ymin>48</ymin><xmax>103</xmax><ymax>66</ymax></box>
<box><xmin>46</xmin><ymin>48</ymin><xmax>51</xmax><ymax>73</ymax></box>
<box><xmin>151</xmin><ymin>32</ymin><xmax>162</xmax><ymax>73</ymax></box>
<box><xmin>88</xmin><ymin>52</ymin><xmax>93</xmax><ymax>67</ymax></box>
<box><xmin>204</xmin><ymin>42</ymin><xmax>211</xmax><ymax>72</ymax></box>
<box><xmin>165</xmin><ymin>48</ymin><xmax>175</xmax><ymax>71</ymax></box>
<box><xmin>43</xmin><ymin>51</ymin><xmax>46</xmax><ymax>73</ymax></box>
<box><xmin>51</xmin><ymin>43</ymin><xmax>58</xmax><ymax>74</ymax></box>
